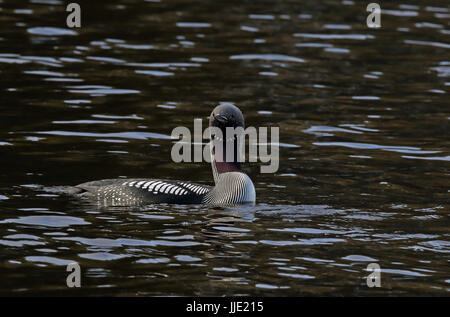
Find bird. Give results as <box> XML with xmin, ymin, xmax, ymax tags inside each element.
<box><xmin>70</xmin><ymin>103</ymin><xmax>256</xmax><ymax>207</ymax></box>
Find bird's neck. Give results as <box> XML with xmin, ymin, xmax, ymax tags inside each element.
<box><xmin>211</xmin><ymin>139</ymin><xmax>242</xmax><ymax>184</ymax></box>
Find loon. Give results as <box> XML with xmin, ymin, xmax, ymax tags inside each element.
<box><xmin>71</xmin><ymin>104</ymin><xmax>256</xmax><ymax>207</ymax></box>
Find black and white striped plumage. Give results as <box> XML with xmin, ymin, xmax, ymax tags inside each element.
<box><xmin>72</xmin><ymin>104</ymin><xmax>256</xmax><ymax>206</ymax></box>
<box><xmin>76</xmin><ymin>178</ymin><xmax>211</xmax><ymax>206</ymax></box>
<box><xmin>203</xmin><ymin>172</ymin><xmax>255</xmax><ymax>205</ymax></box>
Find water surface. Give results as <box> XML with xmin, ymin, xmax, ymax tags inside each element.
<box><xmin>0</xmin><ymin>0</ymin><xmax>449</xmax><ymax>296</ymax></box>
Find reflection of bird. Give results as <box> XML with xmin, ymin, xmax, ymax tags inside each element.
<box><xmin>200</xmin><ymin>206</ymin><xmax>256</xmax><ymax>241</ymax></box>
<box><xmin>70</xmin><ymin>104</ymin><xmax>255</xmax><ymax>206</ymax></box>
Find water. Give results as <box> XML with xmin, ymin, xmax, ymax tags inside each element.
<box><xmin>0</xmin><ymin>0</ymin><xmax>449</xmax><ymax>296</ymax></box>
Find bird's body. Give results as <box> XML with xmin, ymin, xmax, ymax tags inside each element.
<box><xmin>72</xmin><ymin>104</ymin><xmax>256</xmax><ymax>207</ymax></box>
<box><xmin>74</xmin><ymin>178</ymin><xmax>211</xmax><ymax>206</ymax></box>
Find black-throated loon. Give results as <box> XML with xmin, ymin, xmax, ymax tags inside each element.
<box><xmin>71</xmin><ymin>104</ymin><xmax>256</xmax><ymax>206</ymax></box>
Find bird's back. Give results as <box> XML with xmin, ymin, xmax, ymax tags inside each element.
<box><xmin>74</xmin><ymin>178</ymin><xmax>212</xmax><ymax>206</ymax></box>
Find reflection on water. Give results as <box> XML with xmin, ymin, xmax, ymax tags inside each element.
<box><xmin>0</xmin><ymin>0</ymin><xmax>449</xmax><ymax>295</ymax></box>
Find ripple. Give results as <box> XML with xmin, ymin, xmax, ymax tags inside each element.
<box><xmin>248</xmin><ymin>14</ymin><xmax>275</xmax><ymax>20</ymax></box>
<box><xmin>36</xmin><ymin>248</ymin><xmax>57</xmax><ymax>253</ymax></box>
<box><xmin>230</xmin><ymin>54</ymin><xmax>305</xmax><ymax>63</ymax></box>
<box><xmin>0</xmin><ymin>56</ymin><xmax>29</xmax><ymax>64</ymax></box>
<box><xmin>381</xmin><ymin>268</ymin><xmax>428</xmax><ymax>277</ymax></box>
<box><xmin>86</xmin><ymin>56</ymin><xmax>126</xmax><ymax>64</ymax></box>
<box><xmin>241</xmin><ymin>26</ymin><xmax>259</xmax><ymax>32</ymax></box>
<box><xmin>324</xmin><ymin>47</ymin><xmax>350</xmax><ymax>54</ymax></box>
<box><xmin>79</xmin><ymin>252</ymin><xmax>129</xmax><ymax>261</ymax></box>
<box><xmin>431</xmin><ymin>64</ymin><xmax>450</xmax><ymax>77</ymax></box>
<box><xmin>30</xmin><ymin>0</ymin><xmax>63</xmax><ymax>4</ymax></box>
<box><xmin>52</xmin><ymin>120</ymin><xmax>116</xmax><ymax>125</ymax></box>
<box><xmin>382</xmin><ymin>10</ymin><xmax>418</xmax><ymax>17</ymax></box>
<box><xmin>260</xmin><ymin>240</ymin><xmax>303</xmax><ymax>246</ymax></box>
<box><xmin>176</xmin><ymin>22</ymin><xmax>212</xmax><ymax>28</ymax></box>
<box><xmin>342</xmin><ymin>255</ymin><xmax>377</xmax><ymax>262</ymax></box>
<box><xmin>258</xmin><ymin>142</ymin><xmax>300</xmax><ymax>148</ymax></box>
<box><xmin>0</xmin><ymin>216</ymin><xmax>90</xmax><ymax>227</ymax></box>
<box><xmin>295</xmin><ymin>43</ymin><xmax>333</xmax><ymax>48</ymax></box>
<box><xmin>232</xmin><ymin>240</ymin><xmax>258</xmax><ymax>245</ymax></box>
<box><xmin>212</xmin><ymin>226</ymin><xmax>250</xmax><ymax>233</ymax></box>
<box><xmin>297</xmin><ymin>238</ymin><xmax>346</xmax><ymax>245</ymax></box>
<box><xmin>418</xmin><ymin>240</ymin><xmax>450</xmax><ymax>253</ymax></box>
<box><xmin>132</xmin><ymin>213</ymin><xmax>174</xmax><ymax>220</ymax></box>
<box><xmin>402</xmin><ymin>155</ymin><xmax>450</xmax><ymax>161</ymax></box>
<box><xmin>415</xmin><ymin>22</ymin><xmax>443</xmax><ymax>29</ymax></box>
<box><xmin>64</xmin><ymin>99</ymin><xmax>91</xmax><ymax>104</ymax></box>
<box><xmin>339</xmin><ymin>124</ymin><xmax>378</xmax><ymax>132</ymax></box>
<box><xmin>294</xmin><ymin>33</ymin><xmax>375</xmax><ymax>40</ymax></box>
<box><xmin>426</xmin><ymin>6</ymin><xmax>449</xmax><ymax>13</ymax></box>
<box><xmin>298</xmin><ymin>14</ymin><xmax>312</xmax><ymax>19</ymax></box>
<box><xmin>157</xmin><ymin>104</ymin><xmax>177</xmax><ymax>109</ymax></box>
<box><xmin>0</xmin><ymin>239</ymin><xmax>45</xmax><ymax>247</ymax></box>
<box><xmin>92</xmin><ymin>114</ymin><xmax>143</xmax><ymax>120</ymax></box>
<box><xmin>405</xmin><ymin>40</ymin><xmax>450</xmax><ymax>49</ymax></box>
<box><xmin>259</xmin><ymin>71</ymin><xmax>278</xmax><ymax>76</ymax></box>
<box><xmin>135</xmin><ymin>70</ymin><xmax>174</xmax><ymax>77</ymax></box>
<box><xmin>323</xmin><ymin>24</ymin><xmax>351</xmax><ymax>30</ymax></box>
<box><xmin>25</xmin><ymin>256</ymin><xmax>75</xmax><ymax>266</ymax></box>
<box><xmin>313</xmin><ymin>141</ymin><xmax>440</xmax><ymax>155</ymax></box>
<box><xmin>349</xmin><ymin>155</ymin><xmax>372</xmax><ymax>159</ymax></box>
<box><xmin>428</xmin><ymin>89</ymin><xmax>445</xmax><ymax>94</ymax></box>
<box><xmin>136</xmin><ymin>257</ymin><xmax>170</xmax><ymax>264</ymax></box>
<box><xmin>126</xmin><ymin>62</ymin><xmax>200</xmax><ymax>68</ymax></box>
<box><xmin>4</xmin><ymin>234</ymin><xmax>40</xmax><ymax>240</ymax></box>
<box><xmin>24</xmin><ymin>70</ymin><xmax>65</xmax><ymax>77</ymax></box>
<box><xmin>14</xmin><ymin>9</ymin><xmax>33</xmax><ymax>14</ymax></box>
<box><xmin>59</xmin><ymin>57</ymin><xmax>84</xmax><ymax>63</ymax></box>
<box><xmin>67</xmin><ymin>85</ymin><xmax>140</xmax><ymax>95</ymax></box>
<box><xmin>352</xmin><ymin>96</ymin><xmax>380</xmax><ymax>100</ymax></box>
<box><xmin>45</xmin><ymin>77</ymin><xmax>83</xmax><ymax>82</ymax></box>
<box><xmin>255</xmin><ymin>283</ymin><xmax>279</xmax><ymax>289</ymax></box>
<box><xmin>278</xmin><ymin>272</ymin><xmax>315</xmax><ymax>279</ymax></box>
<box><xmin>190</xmin><ymin>57</ymin><xmax>209</xmax><ymax>62</ymax></box>
<box><xmin>116</xmin><ymin>43</ymin><xmax>156</xmax><ymax>50</ymax></box>
<box><xmin>213</xmin><ymin>267</ymin><xmax>238</xmax><ymax>272</ymax></box>
<box><xmin>269</xmin><ymin>227</ymin><xmax>346</xmax><ymax>234</ymax></box>
<box><xmin>156</xmin><ymin>234</ymin><xmax>193</xmax><ymax>240</ymax></box>
<box><xmin>175</xmin><ymin>255</ymin><xmax>201</xmax><ymax>262</ymax></box>
<box><xmin>104</xmin><ymin>136</ymin><xmax>132</xmax><ymax>143</ymax></box>
<box><xmin>56</xmin><ymin>236</ymin><xmax>204</xmax><ymax>248</ymax></box>
<box><xmin>36</xmin><ymin>130</ymin><xmax>172</xmax><ymax>140</ymax></box>
<box><xmin>27</xmin><ymin>27</ymin><xmax>77</xmax><ymax>36</ymax></box>
<box><xmin>303</xmin><ymin>125</ymin><xmax>362</xmax><ymax>137</ymax></box>
<box><xmin>297</xmin><ymin>257</ymin><xmax>334</xmax><ymax>263</ymax></box>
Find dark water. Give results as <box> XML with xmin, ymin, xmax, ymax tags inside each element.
<box><xmin>0</xmin><ymin>0</ymin><xmax>449</xmax><ymax>296</ymax></box>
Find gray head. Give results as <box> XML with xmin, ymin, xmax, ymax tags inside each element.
<box><xmin>209</xmin><ymin>103</ymin><xmax>245</xmax><ymax>130</ymax></box>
